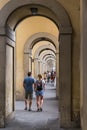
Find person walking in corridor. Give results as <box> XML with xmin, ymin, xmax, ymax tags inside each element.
<box><xmin>23</xmin><ymin>72</ymin><xmax>36</xmax><ymax>111</ymax></box>
<box><xmin>35</xmin><ymin>74</ymin><xmax>45</xmax><ymax>112</ymax></box>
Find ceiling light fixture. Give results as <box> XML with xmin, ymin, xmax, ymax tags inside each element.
<box><xmin>30</xmin><ymin>8</ymin><xmax>38</xmax><ymax>15</ymax></box>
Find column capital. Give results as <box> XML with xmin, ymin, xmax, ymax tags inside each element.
<box><xmin>6</xmin><ymin>37</ymin><xmax>15</xmax><ymax>47</ymax></box>
<box><xmin>24</xmin><ymin>52</ymin><xmax>32</xmax><ymax>58</ymax></box>
<box><xmin>34</xmin><ymin>57</ymin><xmax>39</xmax><ymax>60</ymax></box>
<box><xmin>0</xmin><ymin>27</ymin><xmax>5</xmax><ymax>35</ymax></box>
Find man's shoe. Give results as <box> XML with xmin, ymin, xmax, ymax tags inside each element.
<box><xmin>40</xmin><ymin>108</ymin><xmax>43</xmax><ymax>111</ymax></box>
<box><xmin>28</xmin><ymin>108</ymin><xmax>32</xmax><ymax>111</ymax></box>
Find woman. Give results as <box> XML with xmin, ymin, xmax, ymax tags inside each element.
<box><xmin>35</xmin><ymin>74</ymin><xmax>45</xmax><ymax>112</ymax></box>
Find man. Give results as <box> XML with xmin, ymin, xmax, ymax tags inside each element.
<box><xmin>23</xmin><ymin>72</ymin><xmax>36</xmax><ymax>111</ymax></box>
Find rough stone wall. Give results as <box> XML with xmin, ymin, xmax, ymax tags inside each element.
<box><xmin>80</xmin><ymin>0</ymin><xmax>87</xmax><ymax>130</ymax></box>
<box><xmin>57</xmin><ymin>0</ymin><xmax>80</xmax><ymax>124</ymax></box>
<box><xmin>0</xmin><ymin>36</ymin><xmax>6</xmax><ymax>127</ymax></box>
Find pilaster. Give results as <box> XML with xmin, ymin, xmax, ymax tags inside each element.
<box><xmin>59</xmin><ymin>34</ymin><xmax>71</xmax><ymax>127</ymax></box>
<box><xmin>0</xmin><ymin>35</ymin><xmax>6</xmax><ymax>127</ymax></box>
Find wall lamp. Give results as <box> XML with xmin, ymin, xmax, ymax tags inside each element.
<box><xmin>30</xmin><ymin>8</ymin><xmax>38</xmax><ymax>15</ymax></box>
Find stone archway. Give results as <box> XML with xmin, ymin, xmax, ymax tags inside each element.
<box><xmin>33</xmin><ymin>45</ymin><xmax>56</xmax><ymax>75</ymax></box>
<box><xmin>24</xmin><ymin>32</ymin><xmax>58</xmax><ymax>76</ymax></box>
<box><xmin>0</xmin><ymin>0</ymin><xmax>72</xmax><ymax>128</ymax></box>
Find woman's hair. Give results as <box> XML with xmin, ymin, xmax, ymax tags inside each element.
<box><xmin>38</xmin><ymin>74</ymin><xmax>42</xmax><ymax>79</ymax></box>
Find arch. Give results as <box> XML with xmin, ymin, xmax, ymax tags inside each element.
<box><xmin>46</xmin><ymin>58</ymin><xmax>56</xmax><ymax>63</ymax></box>
<box><xmin>45</xmin><ymin>57</ymin><xmax>56</xmax><ymax>62</ymax></box>
<box><xmin>42</xmin><ymin>54</ymin><xmax>56</xmax><ymax>61</ymax></box>
<box><xmin>38</xmin><ymin>50</ymin><xmax>55</xmax><ymax>60</ymax></box>
<box><xmin>24</xmin><ymin>32</ymin><xmax>58</xmax><ymax>54</ymax></box>
<box><xmin>33</xmin><ymin>43</ymin><xmax>56</xmax><ymax>57</ymax></box>
<box><xmin>33</xmin><ymin>47</ymin><xmax>56</xmax><ymax>78</ymax></box>
<box><xmin>23</xmin><ymin>33</ymin><xmax>57</xmax><ymax>78</ymax></box>
<box><xmin>44</xmin><ymin>55</ymin><xmax>56</xmax><ymax>61</ymax></box>
<box><xmin>38</xmin><ymin>48</ymin><xmax>56</xmax><ymax>57</ymax></box>
<box><xmin>31</xmin><ymin>41</ymin><xmax>56</xmax><ymax>77</ymax></box>
<box><xmin>0</xmin><ymin>0</ymin><xmax>72</xmax><ymax>128</ymax></box>
<box><xmin>0</xmin><ymin>0</ymin><xmax>72</xmax><ymax>35</ymax></box>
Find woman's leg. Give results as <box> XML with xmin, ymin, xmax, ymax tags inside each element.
<box><xmin>40</xmin><ymin>95</ymin><xmax>44</xmax><ymax>111</ymax></box>
<box><xmin>36</xmin><ymin>96</ymin><xmax>40</xmax><ymax>110</ymax></box>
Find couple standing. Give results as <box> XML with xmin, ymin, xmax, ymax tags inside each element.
<box><xmin>23</xmin><ymin>72</ymin><xmax>45</xmax><ymax>112</ymax></box>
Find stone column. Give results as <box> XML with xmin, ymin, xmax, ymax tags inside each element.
<box><xmin>59</xmin><ymin>34</ymin><xmax>71</xmax><ymax>127</ymax></box>
<box><xmin>0</xmin><ymin>26</ymin><xmax>15</xmax><ymax>127</ymax></box>
<box><xmin>39</xmin><ymin>61</ymin><xmax>42</xmax><ymax>74</ymax></box>
<box><xmin>34</xmin><ymin>58</ymin><xmax>39</xmax><ymax>78</ymax></box>
<box><xmin>24</xmin><ymin>52</ymin><xmax>29</xmax><ymax>76</ymax></box>
<box><xmin>42</xmin><ymin>61</ymin><xmax>45</xmax><ymax>75</ymax></box>
<box><xmin>56</xmin><ymin>52</ymin><xmax>59</xmax><ymax>98</ymax></box>
<box><xmin>24</xmin><ymin>52</ymin><xmax>32</xmax><ymax>76</ymax></box>
<box><xmin>0</xmin><ymin>35</ymin><xmax>6</xmax><ymax>127</ymax></box>
<box><xmin>29</xmin><ymin>55</ymin><xmax>32</xmax><ymax>72</ymax></box>
<box><xmin>31</xmin><ymin>58</ymin><xmax>34</xmax><ymax>77</ymax></box>
<box><xmin>40</xmin><ymin>61</ymin><xmax>43</xmax><ymax>74</ymax></box>
<box><xmin>80</xmin><ymin>0</ymin><xmax>87</xmax><ymax>130</ymax></box>
<box><xmin>38</xmin><ymin>61</ymin><xmax>40</xmax><ymax>74</ymax></box>
<box><xmin>5</xmin><ymin>37</ymin><xmax>15</xmax><ymax>120</ymax></box>
<box><xmin>45</xmin><ymin>63</ymin><xmax>47</xmax><ymax>72</ymax></box>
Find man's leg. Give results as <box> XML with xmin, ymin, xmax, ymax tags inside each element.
<box><xmin>28</xmin><ymin>92</ymin><xmax>33</xmax><ymax>111</ymax></box>
<box><xmin>24</xmin><ymin>99</ymin><xmax>27</xmax><ymax>110</ymax></box>
<box><xmin>29</xmin><ymin>99</ymin><xmax>32</xmax><ymax>111</ymax></box>
<box><xmin>24</xmin><ymin>91</ymin><xmax>28</xmax><ymax>110</ymax></box>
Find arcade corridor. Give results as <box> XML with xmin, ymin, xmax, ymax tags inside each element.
<box><xmin>0</xmin><ymin>83</ymin><xmax>80</xmax><ymax>130</ymax></box>
<box><xmin>0</xmin><ymin>0</ymin><xmax>87</xmax><ymax>130</ymax></box>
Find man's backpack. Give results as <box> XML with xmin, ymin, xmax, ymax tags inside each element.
<box><xmin>36</xmin><ymin>80</ymin><xmax>43</xmax><ymax>91</ymax></box>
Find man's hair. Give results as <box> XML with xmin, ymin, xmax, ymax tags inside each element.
<box><xmin>27</xmin><ymin>72</ymin><xmax>32</xmax><ymax>76</ymax></box>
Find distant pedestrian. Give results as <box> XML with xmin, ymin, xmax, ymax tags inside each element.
<box><xmin>43</xmin><ymin>72</ymin><xmax>47</xmax><ymax>83</ymax></box>
<box><xmin>47</xmin><ymin>71</ymin><xmax>51</xmax><ymax>83</ymax></box>
<box><xmin>23</xmin><ymin>72</ymin><xmax>36</xmax><ymax>111</ymax></box>
<box><xmin>35</xmin><ymin>74</ymin><xmax>45</xmax><ymax>112</ymax></box>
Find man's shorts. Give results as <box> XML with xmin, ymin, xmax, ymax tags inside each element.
<box><xmin>25</xmin><ymin>90</ymin><xmax>33</xmax><ymax>99</ymax></box>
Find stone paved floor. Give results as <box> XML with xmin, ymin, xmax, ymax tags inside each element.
<box><xmin>0</xmin><ymin>82</ymin><xmax>81</xmax><ymax>130</ymax></box>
